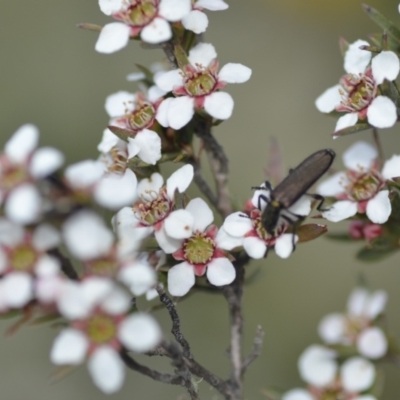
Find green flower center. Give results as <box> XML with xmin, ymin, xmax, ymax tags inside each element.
<box><xmin>1</xmin><ymin>166</ymin><xmax>29</xmax><ymax>192</ymax></box>
<box><xmin>128</xmin><ymin>0</ymin><xmax>157</xmax><ymax>26</ymax></box>
<box><xmin>86</xmin><ymin>258</ymin><xmax>118</xmax><ymax>277</ymax></box>
<box><xmin>184</xmin><ymin>72</ymin><xmax>217</xmax><ymax>97</ymax></box>
<box><xmin>86</xmin><ymin>315</ymin><xmax>117</xmax><ymax>344</ymax></box>
<box><xmin>127</xmin><ymin>101</ymin><xmax>156</xmax><ymax>131</ymax></box>
<box><xmin>348</xmin><ymin>171</ymin><xmax>382</xmax><ymax>201</ymax></box>
<box><xmin>184</xmin><ymin>233</ymin><xmax>215</xmax><ymax>265</ymax></box>
<box><xmin>10</xmin><ymin>245</ymin><xmax>37</xmax><ymax>272</ymax></box>
<box><xmin>134</xmin><ymin>192</ymin><xmax>171</xmax><ymax>226</ymax></box>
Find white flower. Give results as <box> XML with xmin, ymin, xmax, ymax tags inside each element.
<box><xmin>219</xmin><ymin>184</ymin><xmax>311</xmax><ymax>259</ymax></box>
<box><xmin>315</xmin><ymin>40</ymin><xmax>399</xmax><ymax>133</ymax></box>
<box><xmin>51</xmin><ymin>279</ymin><xmax>162</xmax><ymax>393</ymax></box>
<box><xmin>317</xmin><ymin>141</ymin><xmax>397</xmax><ymax>224</ymax></box>
<box><xmin>318</xmin><ymin>286</ymin><xmax>388</xmax><ymax>359</ymax></box>
<box><xmin>96</xmin><ymin>0</ymin><xmax>192</xmax><ymax>53</ymax></box>
<box><xmin>164</xmin><ymin>198</ymin><xmax>235</xmax><ymax>296</ymax></box>
<box><xmin>0</xmin><ymin>124</ymin><xmax>64</xmax><ymax>224</ymax></box>
<box><xmin>113</xmin><ymin>164</ymin><xmax>194</xmax><ymax>253</ymax></box>
<box><xmin>155</xmin><ymin>43</ymin><xmax>252</xmax><ymax>129</ymax></box>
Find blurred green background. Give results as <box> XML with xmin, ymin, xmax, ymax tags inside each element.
<box><xmin>1</xmin><ymin>1</ymin><xmax>400</xmax><ymax>399</ymax></box>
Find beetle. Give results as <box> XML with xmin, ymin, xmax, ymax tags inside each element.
<box><xmin>254</xmin><ymin>149</ymin><xmax>336</xmax><ymax>236</ymax></box>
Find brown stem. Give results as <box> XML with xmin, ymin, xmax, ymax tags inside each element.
<box><xmin>241</xmin><ymin>325</ymin><xmax>265</xmax><ymax>377</ymax></box>
<box><xmin>191</xmin><ymin>159</ymin><xmax>219</xmax><ymax>208</ymax></box>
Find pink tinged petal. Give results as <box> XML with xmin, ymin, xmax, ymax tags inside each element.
<box><xmin>315</xmin><ymin>84</ymin><xmax>342</xmax><ymax>113</ymax></box>
<box><xmin>344</xmin><ymin>39</ymin><xmax>371</xmax><ymax>74</ymax></box>
<box><xmin>101</xmin><ymin>287</ymin><xmax>131</xmax><ymax>314</ymax></box>
<box><xmin>335</xmin><ymin>112</ymin><xmax>358</xmax><ymax>132</ymax></box>
<box><xmin>188</xmin><ymin>43</ymin><xmax>217</xmax><ymax>67</ymax></box>
<box><xmin>32</xmin><ymin>224</ymin><xmax>60</xmax><ymax>251</ymax></box>
<box><xmin>57</xmin><ymin>281</ymin><xmax>93</xmax><ymax>319</ymax></box>
<box><xmin>357</xmin><ymin>327</ymin><xmax>387</xmax><ymax>359</ymax></box>
<box><xmin>154</xmin><ymin>70</ymin><xmax>183</xmax><ymax>92</ymax></box>
<box><xmin>2</xmin><ymin>272</ymin><xmax>33</xmax><ymax>308</ymax></box>
<box><xmin>182</xmin><ymin>10</ymin><xmax>208</xmax><ymax>34</ymax></box>
<box><xmin>288</xmin><ymin>196</ymin><xmax>312</xmax><ymax>216</ymax></box>
<box><xmin>98</xmin><ymin>0</ymin><xmax>126</xmax><ymax>15</ymax></box>
<box><xmin>343</xmin><ymin>141</ymin><xmax>378</xmax><ymax>171</ymax></box>
<box><xmin>196</xmin><ymin>0</ymin><xmax>229</xmax><ymax>10</ymax></box>
<box><xmin>147</xmin><ymin>85</ymin><xmax>166</xmax><ymax>102</ymax></box>
<box><xmin>366</xmin><ymin>190</ymin><xmax>391</xmax><ymax>223</ymax></box>
<box><xmin>275</xmin><ymin>234</ymin><xmax>297</xmax><ymax>259</ymax></box>
<box><xmin>158</xmin><ymin>0</ymin><xmax>191</xmax><ymax>21</ymax></box>
<box><xmin>317</xmin><ymin>172</ymin><xmax>348</xmax><ymax>196</ymax></box>
<box><xmin>95</xmin><ymin>22</ymin><xmax>131</xmax><ymax>54</ymax></box>
<box><xmin>30</xmin><ymin>147</ymin><xmax>64</xmax><ymax>179</ymax></box>
<box><xmin>155</xmin><ymin>226</ymin><xmax>182</xmax><ymax>253</ymax></box>
<box><xmin>343</xmin><ymin>141</ymin><xmax>377</xmax><ymax>171</ymax></box>
<box><xmin>186</xmin><ymin>197</ymin><xmax>214</xmax><ymax>231</ymax></box>
<box><xmin>340</xmin><ymin>357</ymin><xmax>375</xmax><ymax>392</ymax></box>
<box><xmin>166</xmin><ymin>164</ymin><xmax>194</xmax><ymax>198</ymax></box>
<box><xmin>298</xmin><ymin>345</ymin><xmax>337</xmax><ymax>387</ymax></box>
<box><xmin>206</xmin><ymin>258</ymin><xmax>235</xmax><ymax>286</ymax></box>
<box><xmin>218</xmin><ymin>63</ymin><xmax>252</xmax><ymax>84</ymax></box>
<box><xmin>243</xmin><ymin>236</ymin><xmax>267</xmax><ymax>259</ymax></box>
<box><xmin>282</xmin><ymin>389</ymin><xmax>314</xmax><ymax>400</ymax></box>
<box><xmin>105</xmin><ymin>91</ymin><xmax>136</xmax><ymax>118</ymax></box>
<box><xmin>94</xmin><ymin>169</ymin><xmax>138</xmax><ymax>210</ymax></box>
<box><xmin>50</xmin><ymin>328</ymin><xmax>89</xmax><ymax>365</ymax></box>
<box><xmin>204</xmin><ymin>91</ymin><xmax>234</xmax><ymax>120</ymax></box>
<box><xmin>35</xmin><ymin>255</ymin><xmax>60</xmax><ymax>277</ymax></box>
<box><xmin>167</xmin><ymin>96</ymin><xmax>195</xmax><ymax>129</ymax></box>
<box><xmin>62</xmin><ymin>211</ymin><xmax>114</xmax><ymax>260</ymax></box>
<box><xmin>366</xmin><ymin>290</ymin><xmax>387</xmax><ymax>319</ymax></box>
<box><xmin>164</xmin><ymin>209</ymin><xmax>194</xmax><ymax>239</ymax></box>
<box><xmin>5</xmin><ymin>184</ymin><xmax>41</xmax><ymax>225</ymax></box>
<box><xmin>318</xmin><ymin>313</ymin><xmax>346</xmax><ymax>344</ymax></box>
<box><xmin>118</xmin><ymin>262</ymin><xmax>157</xmax><ymax>296</ymax></box>
<box><xmin>137</xmin><ymin>172</ymin><xmax>164</xmax><ymax>195</ymax></box>
<box><xmin>35</xmin><ymin>275</ymin><xmax>65</xmax><ymax>304</ymax></box>
<box><xmin>64</xmin><ymin>159</ymin><xmax>104</xmax><ymax>189</ymax></box>
<box><xmin>119</xmin><ymin>313</ymin><xmax>162</xmax><ymax>352</ymax></box>
<box><xmin>140</xmin><ymin>17</ymin><xmax>172</xmax><ymax>44</ymax></box>
<box><xmin>215</xmin><ymin>227</ymin><xmax>244</xmax><ymax>250</ymax></box>
<box><xmin>128</xmin><ymin>129</ymin><xmax>161</xmax><ymax>165</ymax></box>
<box><xmin>88</xmin><ymin>347</ymin><xmax>125</xmax><ymax>394</ymax></box>
<box><xmin>81</xmin><ymin>277</ymin><xmax>114</xmax><ymax>309</ymax></box>
<box><xmin>382</xmin><ymin>155</ymin><xmax>400</xmax><ymax>180</ymax></box>
<box><xmin>155</xmin><ymin>98</ymin><xmax>173</xmax><ymax>127</ymax></box>
<box><xmin>347</xmin><ymin>287</ymin><xmax>368</xmax><ymax>316</ymax></box>
<box><xmin>223</xmin><ymin>212</ymin><xmax>253</xmax><ymax>237</ymax></box>
<box><xmin>97</xmin><ymin>129</ymin><xmax>120</xmax><ymax>153</ymax></box>
<box><xmin>168</xmin><ymin>262</ymin><xmax>195</xmax><ymax>296</ymax></box>
<box><xmin>5</xmin><ymin>124</ymin><xmax>39</xmax><ymax>163</ymax></box>
<box><xmin>371</xmin><ymin>51</ymin><xmax>400</xmax><ymax>84</ymax></box>
<box><xmin>322</xmin><ymin>200</ymin><xmax>358</xmax><ymax>222</ymax></box>
<box><xmin>367</xmin><ymin>96</ymin><xmax>397</xmax><ymax>128</ymax></box>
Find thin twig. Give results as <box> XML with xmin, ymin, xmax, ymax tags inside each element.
<box><xmin>48</xmin><ymin>248</ymin><xmax>79</xmax><ymax>280</ymax></box>
<box><xmin>372</xmin><ymin>127</ymin><xmax>384</xmax><ymax>168</ymax></box>
<box><xmin>241</xmin><ymin>325</ymin><xmax>265</xmax><ymax>376</ymax></box>
<box><xmin>156</xmin><ymin>284</ymin><xmax>192</xmax><ymax>359</ymax></box>
<box><xmin>193</xmin><ymin>115</ymin><xmax>232</xmax><ymax>218</ymax></box>
<box><xmin>191</xmin><ymin>159</ymin><xmax>219</xmax><ymax>208</ymax></box>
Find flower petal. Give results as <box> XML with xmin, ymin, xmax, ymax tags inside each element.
<box><xmin>196</xmin><ymin>0</ymin><xmax>229</xmax><ymax>11</ymax></box>
<box><xmin>343</xmin><ymin>141</ymin><xmax>377</xmax><ymax>171</ymax></box>
<box><xmin>155</xmin><ymin>98</ymin><xmax>173</xmax><ymax>127</ymax></box>
<box><xmin>243</xmin><ymin>236</ymin><xmax>267</xmax><ymax>259</ymax></box>
<box><xmin>340</xmin><ymin>357</ymin><xmax>375</xmax><ymax>392</ymax></box>
<box><xmin>204</xmin><ymin>92</ymin><xmax>234</xmax><ymax>120</ymax></box>
<box><xmin>334</xmin><ymin>112</ymin><xmax>358</xmax><ymax>132</ymax></box>
<box><xmin>64</xmin><ymin>159</ymin><xmax>104</xmax><ymax>189</ymax></box>
<box><xmin>206</xmin><ymin>258</ymin><xmax>235</xmax><ymax>286</ymax></box>
<box><xmin>344</xmin><ymin>40</ymin><xmax>371</xmax><ymax>74</ymax></box>
<box><xmin>366</xmin><ymin>190</ymin><xmax>391</xmax><ymax>223</ymax></box>
<box><xmin>30</xmin><ymin>147</ymin><xmax>64</xmax><ymax>179</ymax></box>
<box><xmin>2</xmin><ymin>272</ymin><xmax>33</xmax><ymax>308</ymax></box>
<box><xmin>371</xmin><ymin>51</ymin><xmax>400</xmax><ymax>84</ymax></box>
<box><xmin>218</xmin><ymin>63</ymin><xmax>252</xmax><ymax>83</ymax></box>
<box><xmin>105</xmin><ymin>91</ymin><xmax>135</xmax><ymax>118</ymax></box>
<box><xmin>154</xmin><ymin>70</ymin><xmax>182</xmax><ymax>92</ymax></box>
<box><xmin>322</xmin><ymin>200</ymin><xmax>358</xmax><ymax>222</ymax></box>
<box><xmin>88</xmin><ymin>347</ymin><xmax>124</xmax><ymax>394</ymax></box>
<box><xmin>167</xmin><ymin>96</ymin><xmax>195</xmax><ymax>129</ymax></box>
<box><xmin>50</xmin><ymin>328</ymin><xmax>89</xmax><ymax>364</ymax></box>
<box><xmin>186</xmin><ymin>197</ymin><xmax>214</xmax><ymax>231</ymax></box>
<box><xmin>95</xmin><ymin>22</ymin><xmax>131</xmax><ymax>54</ymax></box>
<box><xmin>118</xmin><ymin>262</ymin><xmax>157</xmax><ymax>296</ymax></box>
<box><xmin>164</xmin><ymin>209</ymin><xmax>194</xmax><ymax>239</ymax></box>
<box><xmin>4</xmin><ymin>124</ymin><xmax>39</xmax><ymax>163</ymax></box>
<box><xmin>382</xmin><ymin>155</ymin><xmax>400</xmax><ymax>180</ymax></box>
<box><xmin>215</xmin><ymin>227</ymin><xmax>244</xmax><ymax>250</ymax></box>
<box><xmin>182</xmin><ymin>10</ymin><xmax>208</xmax><ymax>34</ymax></box>
<box><xmin>119</xmin><ymin>313</ymin><xmax>162</xmax><ymax>352</ymax></box>
<box><xmin>188</xmin><ymin>43</ymin><xmax>217</xmax><ymax>67</ymax></box>
<box><xmin>318</xmin><ymin>313</ymin><xmax>346</xmax><ymax>344</ymax></box>
<box><xmin>317</xmin><ymin>172</ymin><xmax>348</xmax><ymax>196</ymax></box>
<box><xmin>282</xmin><ymin>389</ymin><xmax>314</xmax><ymax>400</ymax></box>
<box><xmin>366</xmin><ymin>290</ymin><xmax>387</xmax><ymax>319</ymax></box>
<box><xmin>167</xmin><ymin>262</ymin><xmax>195</xmax><ymax>296</ymax></box>
<box><xmin>367</xmin><ymin>96</ymin><xmax>397</xmax><ymax>129</ymax></box>
<box><xmin>274</xmin><ymin>234</ymin><xmax>297</xmax><ymax>259</ymax></box>
<box><xmin>140</xmin><ymin>17</ymin><xmax>172</xmax><ymax>44</ymax></box>
<box><xmin>154</xmin><ymin>226</ymin><xmax>182</xmax><ymax>253</ymax></box>
<box><xmin>32</xmin><ymin>224</ymin><xmax>60</xmax><ymax>251</ymax></box>
<box><xmin>223</xmin><ymin>212</ymin><xmax>253</xmax><ymax>237</ymax></box>
<box><xmin>128</xmin><ymin>129</ymin><xmax>161</xmax><ymax>165</ymax></box>
<box><xmin>158</xmin><ymin>0</ymin><xmax>191</xmax><ymax>21</ymax></box>
<box><xmin>98</xmin><ymin>0</ymin><xmax>126</xmax><ymax>15</ymax></box>
<box><xmin>315</xmin><ymin>85</ymin><xmax>341</xmax><ymax>113</ymax></box>
<box><xmin>357</xmin><ymin>327</ymin><xmax>387</xmax><ymax>359</ymax></box>
<box><xmin>166</xmin><ymin>164</ymin><xmax>194</xmax><ymax>199</ymax></box>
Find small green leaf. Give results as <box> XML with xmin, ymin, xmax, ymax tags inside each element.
<box><xmin>297</xmin><ymin>223</ymin><xmax>328</xmax><ymax>243</ymax></box>
<box><xmin>134</xmin><ymin>63</ymin><xmax>155</xmax><ymax>85</ymax></box>
<box><xmin>332</xmin><ymin>123</ymin><xmax>371</xmax><ymax>138</ymax></box>
<box><xmin>29</xmin><ymin>314</ymin><xmax>61</xmax><ymax>326</ymax></box>
<box><xmin>356</xmin><ymin>237</ymin><xmax>397</xmax><ymax>262</ymax></box>
<box><xmin>368</xmin><ymin>32</ymin><xmax>400</xmax><ymax>52</ymax></box>
<box><xmin>326</xmin><ymin>232</ymin><xmax>352</xmax><ymax>242</ymax></box>
<box><xmin>362</xmin><ymin>4</ymin><xmax>400</xmax><ymax>43</ymax></box>
<box><xmin>174</xmin><ymin>45</ymin><xmax>190</xmax><ymax>70</ymax></box>
<box><xmin>107</xmin><ymin>125</ymin><xmax>133</xmax><ymax>142</ymax></box>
